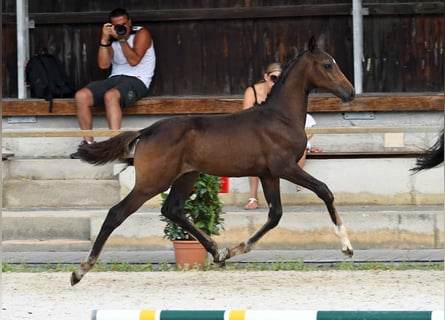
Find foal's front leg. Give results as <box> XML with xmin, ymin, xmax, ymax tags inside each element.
<box><xmin>222</xmin><ymin>177</ymin><xmax>283</xmax><ymax>260</ymax></box>
<box><xmin>283</xmin><ymin>165</ymin><xmax>353</xmax><ymax>257</ymax></box>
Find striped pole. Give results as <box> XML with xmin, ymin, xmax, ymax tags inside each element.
<box><xmin>91</xmin><ymin>310</ymin><xmax>444</xmax><ymax>320</ymax></box>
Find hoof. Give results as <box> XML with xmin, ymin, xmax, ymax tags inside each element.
<box><xmin>70</xmin><ymin>271</ymin><xmax>82</xmax><ymax>286</ymax></box>
<box><xmin>214</xmin><ymin>248</ymin><xmax>230</xmax><ymax>264</ymax></box>
<box><xmin>342</xmin><ymin>247</ymin><xmax>354</xmax><ymax>257</ymax></box>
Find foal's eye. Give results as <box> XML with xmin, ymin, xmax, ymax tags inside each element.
<box><xmin>323</xmin><ymin>63</ymin><xmax>332</xmax><ymax>70</ymax></box>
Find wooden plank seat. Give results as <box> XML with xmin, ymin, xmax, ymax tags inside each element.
<box><xmin>2</xmin><ymin>92</ymin><xmax>443</xmax><ymax>117</ymax></box>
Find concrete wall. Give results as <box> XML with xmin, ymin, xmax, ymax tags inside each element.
<box><xmin>119</xmin><ymin>157</ymin><xmax>443</xmax><ymax>206</ymax></box>
<box><xmin>3</xmin><ymin>205</ymin><xmax>443</xmax><ymax>250</ymax></box>
<box><xmin>3</xmin><ymin>110</ymin><xmax>443</xmax><ymax>206</ymax></box>
<box><xmin>92</xmin><ymin>208</ymin><xmax>444</xmax><ymax>250</ymax></box>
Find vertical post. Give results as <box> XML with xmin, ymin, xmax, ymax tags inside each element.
<box><xmin>0</xmin><ymin>0</ymin><xmax>3</xmax><ymax>267</ymax></box>
<box><xmin>16</xmin><ymin>0</ymin><xmax>30</xmax><ymax>98</ymax></box>
<box><xmin>352</xmin><ymin>0</ymin><xmax>363</xmax><ymax>94</ymax></box>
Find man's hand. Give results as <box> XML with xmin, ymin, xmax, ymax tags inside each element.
<box><xmin>101</xmin><ymin>23</ymin><xmax>115</xmax><ymax>43</ymax></box>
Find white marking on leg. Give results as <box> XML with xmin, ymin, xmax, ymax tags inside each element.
<box><xmin>218</xmin><ymin>248</ymin><xmax>230</xmax><ymax>261</ymax></box>
<box><xmin>335</xmin><ymin>224</ymin><xmax>353</xmax><ymax>252</ymax></box>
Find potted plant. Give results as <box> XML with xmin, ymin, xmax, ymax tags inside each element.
<box><xmin>161</xmin><ymin>173</ymin><xmax>224</xmax><ymax>268</ymax></box>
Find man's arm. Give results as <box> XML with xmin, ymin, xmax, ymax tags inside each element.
<box><xmin>97</xmin><ymin>23</ymin><xmax>114</xmax><ymax>69</ymax></box>
<box><xmin>119</xmin><ymin>28</ymin><xmax>152</xmax><ymax>66</ymax></box>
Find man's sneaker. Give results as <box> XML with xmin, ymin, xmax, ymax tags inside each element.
<box><xmin>70</xmin><ymin>140</ymin><xmax>91</xmax><ymax>159</ymax></box>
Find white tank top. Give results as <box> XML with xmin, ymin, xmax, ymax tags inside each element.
<box><xmin>110</xmin><ymin>26</ymin><xmax>156</xmax><ymax>88</ymax></box>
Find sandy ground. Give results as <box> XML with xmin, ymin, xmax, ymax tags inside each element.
<box><xmin>2</xmin><ymin>270</ymin><xmax>443</xmax><ymax>320</ymax></box>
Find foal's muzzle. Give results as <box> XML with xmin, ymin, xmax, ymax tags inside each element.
<box><xmin>340</xmin><ymin>87</ymin><xmax>355</xmax><ymax>103</ymax></box>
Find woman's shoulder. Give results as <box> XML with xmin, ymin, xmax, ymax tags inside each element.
<box><xmin>243</xmin><ymin>85</ymin><xmax>255</xmax><ymax>95</ymax></box>
<box><xmin>252</xmin><ymin>81</ymin><xmax>268</xmax><ymax>94</ymax></box>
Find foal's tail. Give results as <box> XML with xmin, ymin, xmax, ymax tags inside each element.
<box><xmin>78</xmin><ymin>130</ymin><xmax>142</xmax><ymax>165</ymax></box>
<box><xmin>411</xmin><ymin>130</ymin><xmax>444</xmax><ymax>172</ymax></box>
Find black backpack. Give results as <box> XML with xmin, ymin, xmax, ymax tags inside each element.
<box><xmin>26</xmin><ymin>48</ymin><xmax>76</xmax><ymax>112</ymax></box>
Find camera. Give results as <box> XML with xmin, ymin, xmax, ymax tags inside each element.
<box><xmin>114</xmin><ymin>24</ymin><xmax>127</xmax><ymax>36</ymax></box>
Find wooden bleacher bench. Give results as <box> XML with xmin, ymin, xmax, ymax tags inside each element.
<box><xmin>2</xmin><ymin>93</ymin><xmax>439</xmax><ymax>161</ymax></box>
<box><xmin>2</xmin><ymin>92</ymin><xmax>443</xmax><ymax>116</ymax></box>
<box><xmin>2</xmin><ymin>96</ymin><xmax>242</xmax><ymax>116</ymax></box>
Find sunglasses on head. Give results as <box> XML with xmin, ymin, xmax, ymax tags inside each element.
<box><xmin>270</xmin><ymin>75</ymin><xmax>278</xmax><ymax>83</ymax></box>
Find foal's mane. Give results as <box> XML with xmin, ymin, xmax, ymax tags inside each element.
<box><xmin>261</xmin><ymin>49</ymin><xmax>309</xmax><ymax>105</ymax></box>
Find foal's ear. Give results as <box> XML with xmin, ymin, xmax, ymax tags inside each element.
<box><xmin>308</xmin><ymin>36</ymin><xmax>317</xmax><ymax>52</ymax></box>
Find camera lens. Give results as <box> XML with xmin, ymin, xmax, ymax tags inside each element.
<box><xmin>114</xmin><ymin>24</ymin><xmax>127</xmax><ymax>36</ymax></box>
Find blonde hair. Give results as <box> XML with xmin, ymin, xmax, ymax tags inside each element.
<box><xmin>265</xmin><ymin>62</ymin><xmax>282</xmax><ymax>74</ymax></box>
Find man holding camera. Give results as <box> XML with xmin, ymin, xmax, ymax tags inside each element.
<box><xmin>71</xmin><ymin>7</ymin><xmax>156</xmax><ymax>159</ymax></box>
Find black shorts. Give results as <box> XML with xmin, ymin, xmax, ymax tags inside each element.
<box><xmin>85</xmin><ymin>75</ymin><xmax>149</xmax><ymax>108</ymax></box>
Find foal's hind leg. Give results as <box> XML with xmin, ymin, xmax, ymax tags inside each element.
<box><xmin>71</xmin><ymin>188</ymin><xmax>154</xmax><ymax>285</ymax></box>
<box><xmin>283</xmin><ymin>166</ymin><xmax>353</xmax><ymax>257</ymax></box>
<box><xmin>222</xmin><ymin>177</ymin><xmax>283</xmax><ymax>260</ymax></box>
<box><xmin>161</xmin><ymin>172</ymin><xmax>222</xmax><ymax>261</ymax></box>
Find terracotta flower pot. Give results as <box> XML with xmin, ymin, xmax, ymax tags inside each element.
<box><xmin>173</xmin><ymin>240</ymin><xmax>207</xmax><ymax>268</ymax></box>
